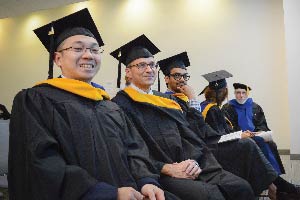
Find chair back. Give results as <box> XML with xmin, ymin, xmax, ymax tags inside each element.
<box><xmin>0</xmin><ymin>120</ymin><xmax>9</xmax><ymax>175</ymax></box>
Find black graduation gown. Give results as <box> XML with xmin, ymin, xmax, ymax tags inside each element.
<box><xmin>222</xmin><ymin>102</ymin><xmax>285</xmax><ymax>174</ymax></box>
<box><xmin>112</xmin><ymin>89</ymin><xmax>255</xmax><ymax>200</ymax></box>
<box><xmin>179</xmin><ymin>98</ymin><xmax>277</xmax><ymax>195</ymax></box>
<box><xmin>8</xmin><ymin>83</ymin><xmax>168</xmax><ymax>200</ymax></box>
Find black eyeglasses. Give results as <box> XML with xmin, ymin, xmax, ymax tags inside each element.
<box><xmin>58</xmin><ymin>46</ymin><xmax>104</xmax><ymax>55</ymax></box>
<box><xmin>128</xmin><ymin>62</ymin><xmax>159</xmax><ymax>70</ymax></box>
<box><xmin>169</xmin><ymin>73</ymin><xmax>190</xmax><ymax>81</ymax></box>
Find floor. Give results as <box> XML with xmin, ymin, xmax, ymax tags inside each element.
<box><xmin>1</xmin><ymin>155</ymin><xmax>299</xmax><ymax>200</ymax></box>
<box><xmin>259</xmin><ymin>155</ymin><xmax>300</xmax><ymax>200</ymax></box>
<box><xmin>281</xmin><ymin>155</ymin><xmax>300</xmax><ymax>185</ymax></box>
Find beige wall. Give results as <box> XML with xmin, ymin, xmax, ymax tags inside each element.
<box><xmin>283</xmin><ymin>0</ymin><xmax>300</xmax><ymax>155</ymax></box>
<box><xmin>0</xmin><ymin>0</ymin><xmax>291</xmax><ymax>149</ymax></box>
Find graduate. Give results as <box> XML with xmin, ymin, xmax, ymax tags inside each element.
<box><xmin>111</xmin><ymin>34</ymin><xmax>256</xmax><ymax>200</ymax></box>
<box><xmin>222</xmin><ymin>83</ymin><xmax>285</xmax><ymax>175</ymax></box>
<box><xmin>8</xmin><ymin>9</ymin><xmax>178</xmax><ymax>200</ymax></box>
<box><xmin>199</xmin><ymin>71</ymin><xmax>300</xmax><ymax>200</ymax></box>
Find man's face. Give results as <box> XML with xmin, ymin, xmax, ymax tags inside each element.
<box><xmin>54</xmin><ymin>35</ymin><xmax>102</xmax><ymax>83</ymax></box>
<box><xmin>234</xmin><ymin>88</ymin><xmax>248</xmax><ymax>104</ymax></box>
<box><xmin>165</xmin><ymin>67</ymin><xmax>189</xmax><ymax>93</ymax></box>
<box><xmin>125</xmin><ymin>57</ymin><xmax>157</xmax><ymax>91</ymax></box>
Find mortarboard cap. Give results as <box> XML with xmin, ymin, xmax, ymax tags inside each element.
<box><xmin>233</xmin><ymin>83</ymin><xmax>251</xmax><ymax>91</ymax></box>
<box><xmin>199</xmin><ymin>70</ymin><xmax>233</xmax><ymax>102</ymax></box>
<box><xmin>202</xmin><ymin>70</ymin><xmax>232</xmax><ymax>90</ymax></box>
<box><xmin>33</xmin><ymin>8</ymin><xmax>104</xmax><ymax>79</ymax></box>
<box><xmin>110</xmin><ymin>34</ymin><xmax>160</xmax><ymax>88</ymax></box>
<box><xmin>158</xmin><ymin>51</ymin><xmax>190</xmax><ymax>76</ymax></box>
<box><xmin>200</xmin><ymin>70</ymin><xmax>232</xmax><ymax>105</ymax></box>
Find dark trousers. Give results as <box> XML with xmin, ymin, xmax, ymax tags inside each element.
<box><xmin>212</xmin><ymin>138</ymin><xmax>278</xmax><ymax>195</ymax></box>
<box><xmin>160</xmin><ymin>170</ymin><xmax>255</xmax><ymax>200</ymax></box>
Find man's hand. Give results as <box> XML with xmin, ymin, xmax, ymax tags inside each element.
<box><xmin>117</xmin><ymin>187</ymin><xmax>144</xmax><ymax>200</ymax></box>
<box><xmin>161</xmin><ymin>163</ymin><xmax>193</xmax><ymax>179</ymax></box>
<box><xmin>181</xmin><ymin>159</ymin><xmax>202</xmax><ymax>179</ymax></box>
<box><xmin>268</xmin><ymin>183</ymin><xmax>277</xmax><ymax>200</ymax></box>
<box><xmin>161</xmin><ymin>160</ymin><xmax>201</xmax><ymax>179</ymax></box>
<box><xmin>141</xmin><ymin>184</ymin><xmax>165</xmax><ymax>200</ymax></box>
<box><xmin>177</xmin><ymin>84</ymin><xmax>196</xmax><ymax>100</ymax></box>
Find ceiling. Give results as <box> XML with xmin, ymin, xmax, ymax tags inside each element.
<box><xmin>0</xmin><ymin>0</ymin><xmax>85</xmax><ymax>19</ymax></box>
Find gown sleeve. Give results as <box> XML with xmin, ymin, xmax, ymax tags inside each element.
<box><xmin>253</xmin><ymin>103</ymin><xmax>270</xmax><ymax>132</ymax></box>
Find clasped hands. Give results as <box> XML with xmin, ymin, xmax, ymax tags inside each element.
<box><xmin>162</xmin><ymin>159</ymin><xmax>202</xmax><ymax>179</ymax></box>
<box><xmin>241</xmin><ymin>130</ymin><xmax>256</xmax><ymax>139</ymax></box>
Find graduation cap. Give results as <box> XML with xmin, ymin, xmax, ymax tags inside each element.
<box><xmin>110</xmin><ymin>34</ymin><xmax>160</xmax><ymax>88</ymax></box>
<box><xmin>158</xmin><ymin>52</ymin><xmax>190</xmax><ymax>76</ymax></box>
<box><xmin>157</xmin><ymin>51</ymin><xmax>190</xmax><ymax>91</ymax></box>
<box><xmin>202</xmin><ymin>70</ymin><xmax>232</xmax><ymax>90</ymax></box>
<box><xmin>233</xmin><ymin>83</ymin><xmax>251</xmax><ymax>91</ymax></box>
<box><xmin>33</xmin><ymin>8</ymin><xmax>104</xmax><ymax>79</ymax></box>
<box><xmin>199</xmin><ymin>70</ymin><xmax>233</xmax><ymax>105</ymax></box>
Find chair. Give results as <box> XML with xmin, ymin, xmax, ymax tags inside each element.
<box><xmin>0</xmin><ymin>120</ymin><xmax>9</xmax><ymax>198</ymax></box>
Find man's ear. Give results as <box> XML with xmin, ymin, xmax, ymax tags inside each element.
<box><xmin>164</xmin><ymin>76</ymin><xmax>169</xmax><ymax>84</ymax></box>
<box><xmin>53</xmin><ymin>52</ymin><xmax>62</xmax><ymax>68</ymax></box>
<box><xmin>125</xmin><ymin>67</ymin><xmax>131</xmax><ymax>78</ymax></box>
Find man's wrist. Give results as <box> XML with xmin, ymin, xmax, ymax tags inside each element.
<box><xmin>161</xmin><ymin>164</ymin><xmax>172</xmax><ymax>176</ymax></box>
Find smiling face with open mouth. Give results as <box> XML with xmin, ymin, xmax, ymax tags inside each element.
<box><xmin>54</xmin><ymin>35</ymin><xmax>102</xmax><ymax>83</ymax></box>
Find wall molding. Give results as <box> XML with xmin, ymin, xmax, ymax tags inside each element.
<box><xmin>278</xmin><ymin>149</ymin><xmax>290</xmax><ymax>155</ymax></box>
<box><xmin>290</xmin><ymin>154</ymin><xmax>300</xmax><ymax>160</ymax></box>
<box><xmin>278</xmin><ymin>149</ymin><xmax>300</xmax><ymax>160</ymax></box>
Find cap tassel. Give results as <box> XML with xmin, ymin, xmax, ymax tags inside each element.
<box><xmin>214</xmin><ymin>82</ymin><xmax>221</xmax><ymax>106</ymax></box>
<box><xmin>216</xmin><ymin>88</ymin><xmax>220</xmax><ymax>106</ymax></box>
<box><xmin>48</xmin><ymin>23</ymin><xmax>55</xmax><ymax>79</ymax></box>
<box><xmin>158</xmin><ymin>70</ymin><xmax>161</xmax><ymax>92</ymax></box>
<box><xmin>117</xmin><ymin>50</ymin><xmax>122</xmax><ymax>88</ymax></box>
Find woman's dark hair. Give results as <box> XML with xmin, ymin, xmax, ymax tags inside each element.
<box><xmin>204</xmin><ymin>87</ymin><xmax>228</xmax><ymax>105</ymax></box>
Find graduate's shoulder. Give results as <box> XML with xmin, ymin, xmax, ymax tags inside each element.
<box><xmin>252</xmin><ymin>101</ymin><xmax>261</xmax><ymax>109</ymax></box>
<box><xmin>99</xmin><ymin>98</ymin><xmax>123</xmax><ymax>111</ymax></box>
<box><xmin>221</xmin><ymin>102</ymin><xmax>233</xmax><ymax>111</ymax></box>
<box><xmin>112</xmin><ymin>90</ymin><xmax>138</xmax><ymax>111</ymax></box>
<box><xmin>206</xmin><ymin>104</ymin><xmax>222</xmax><ymax>117</ymax></box>
<box><xmin>112</xmin><ymin>90</ymin><xmax>129</xmax><ymax>103</ymax></box>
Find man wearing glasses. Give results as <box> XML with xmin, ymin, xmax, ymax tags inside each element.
<box><xmin>8</xmin><ymin>9</ymin><xmax>177</xmax><ymax>200</ymax></box>
<box><xmin>160</xmin><ymin>52</ymin><xmax>201</xmax><ymax>113</ymax></box>
<box><xmin>111</xmin><ymin>35</ymin><xmax>256</xmax><ymax>200</ymax></box>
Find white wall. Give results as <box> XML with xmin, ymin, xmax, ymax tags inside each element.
<box><xmin>283</xmin><ymin>0</ymin><xmax>300</xmax><ymax>155</ymax></box>
<box><xmin>0</xmin><ymin>0</ymin><xmax>291</xmax><ymax>149</ymax></box>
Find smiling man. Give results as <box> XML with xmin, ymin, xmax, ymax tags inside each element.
<box><xmin>111</xmin><ymin>35</ymin><xmax>256</xmax><ymax>200</ymax></box>
<box><xmin>8</xmin><ymin>9</ymin><xmax>173</xmax><ymax>200</ymax></box>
